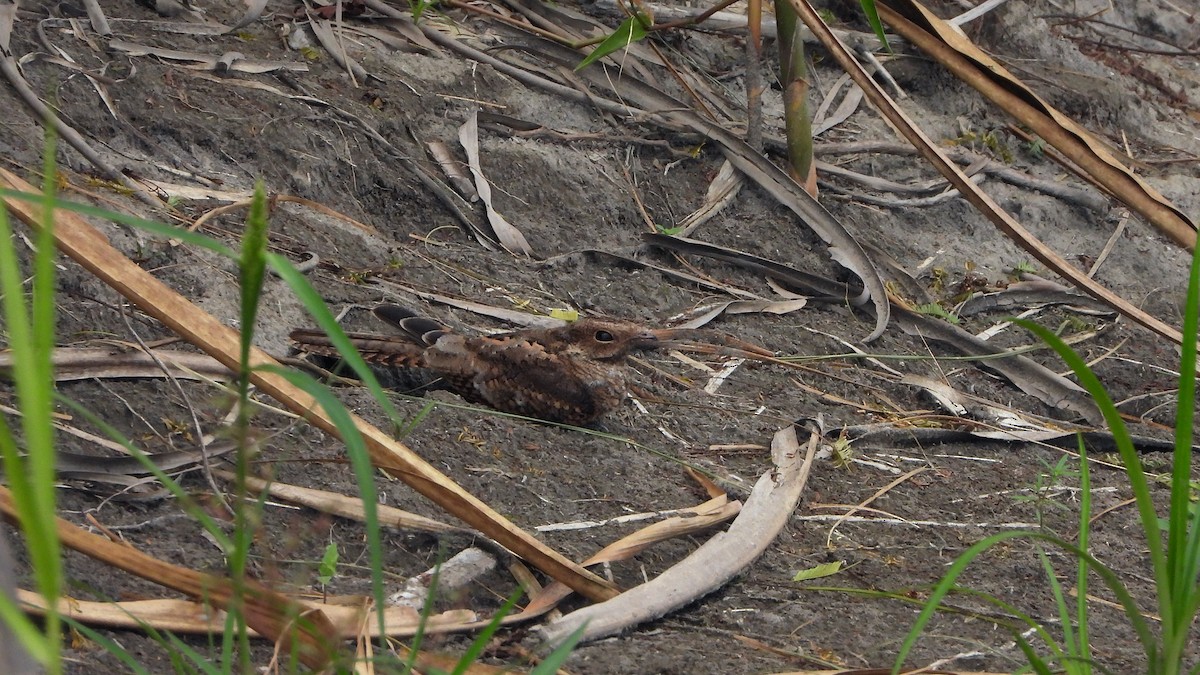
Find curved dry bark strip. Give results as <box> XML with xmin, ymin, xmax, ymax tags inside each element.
<box><xmin>54</xmin><ymin>442</ymin><xmax>238</xmax><ymax>478</ymax></box>
<box><xmin>644</xmin><ymin>233</ymin><xmax>1102</xmax><ymax>422</ymax></box>
<box><xmin>644</xmin><ymin>233</ymin><xmax>855</xmax><ymax>300</ymax></box>
<box><xmin>883</xmin><ymin>0</ymin><xmax>1196</xmax><ymax>249</ymax></box>
<box><xmin>786</xmin><ymin>0</ymin><xmax>1190</xmax><ymax>349</ymax></box>
<box><xmin>889</xmin><ymin>305</ymin><xmax>1101</xmax><ymax>423</ymax></box>
<box><xmin>538</xmin><ymin>424</ymin><xmax>815</xmax><ymax>648</ymax></box>
<box><xmin>809</xmin><ymin>141</ymin><xmax>1110</xmax><ymax>212</ymax></box>
<box><xmin>458</xmin><ymin>110</ymin><xmax>536</xmax><ymax>256</ymax></box>
<box><xmin>0</xmin><ymin>347</ymin><xmax>234</xmax><ymax>382</ymax></box>
<box><xmin>958</xmin><ymin>285</ymin><xmax>1116</xmax><ymax>317</ymax></box>
<box><xmin>0</xmin><ymin>170</ymin><xmax>618</xmax><ymax>605</ymax></box>
<box><xmin>840</xmin><ymin>422</ymin><xmax>1188</xmax><ymax>455</ymax></box>
<box><xmin>19</xmin><ymin>590</ymin><xmax>477</xmax><ymax>639</ymax></box>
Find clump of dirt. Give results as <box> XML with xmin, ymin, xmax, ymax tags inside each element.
<box><xmin>0</xmin><ymin>0</ymin><xmax>1197</xmax><ymax>672</ymax></box>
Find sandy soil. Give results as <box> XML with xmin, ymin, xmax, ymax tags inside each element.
<box><xmin>1</xmin><ymin>0</ymin><xmax>1199</xmax><ymax>671</ymax></box>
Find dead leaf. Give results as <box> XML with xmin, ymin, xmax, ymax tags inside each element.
<box><xmin>457</xmin><ymin>110</ymin><xmax>536</xmax><ymax>256</ymax></box>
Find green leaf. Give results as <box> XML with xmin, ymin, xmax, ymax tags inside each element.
<box><xmin>576</xmin><ymin>13</ymin><xmax>651</xmax><ymax>71</ymax></box>
<box><xmin>532</xmin><ymin>624</ymin><xmax>587</xmax><ymax>674</ymax></box>
<box><xmin>793</xmin><ymin>561</ymin><xmax>843</xmax><ymax>582</ymax></box>
<box><xmin>856</xmin><ymin>0</ymin><xmax>891</xmax><ymax>53</ymax></box>
<box><xmin>317</xmin><ymin>542</ymin><xmax>339</xmax><ymax>585</ymax></box>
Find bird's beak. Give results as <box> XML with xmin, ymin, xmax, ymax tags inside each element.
<box><xmin>633</xmin><ymin>331</ymin><xmax>662</xmax><ymax>350</ymax></box>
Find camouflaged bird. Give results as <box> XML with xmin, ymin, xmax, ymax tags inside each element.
<box><xmin>289</xmin><ymin>304</ymin><xmax>662</xmax><ymax>425</ymax></box>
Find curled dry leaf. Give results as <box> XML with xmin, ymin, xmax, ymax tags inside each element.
<box><xmin>109</xmin><ymin>39</ymin><xmax>308</xmax><ymax>73</ymax></box>
<box><xmin>458</xmin><ymin>110</ymin><xmax>536</xmax><ymax>257</ymax></box>
<box><xmin>538</xmin><ymin>424</ymin><xmax>815</xmax><ymax>647</ymax></box>
<box><xmin>673</xmin><ymin>298</ymin><xmax>808</xmax><ymax>330</ymax></box>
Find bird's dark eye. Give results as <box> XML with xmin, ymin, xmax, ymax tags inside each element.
<box><xmin>594</xmin><ymin>330</ymin><xmax>614</xmax><ymax>342</ymax></box>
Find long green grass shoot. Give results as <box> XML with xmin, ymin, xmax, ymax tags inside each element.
<box><xmin>894</xmin><ymin>240</ymin><xmax>1200</xmax><ymax>673</ymax></box>
<box><xmin>0</xmin><ymin>138</ymin><xmax>65</xmax><ymax>672</ymax></box>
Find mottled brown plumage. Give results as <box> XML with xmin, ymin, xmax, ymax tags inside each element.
<box><xmin>289</xmin><ymin>305</ymin><xmax>661</xmax><ymax>425</ymax></box>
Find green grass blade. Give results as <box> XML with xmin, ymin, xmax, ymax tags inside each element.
<box><xmin>1015</xmin><ymin>318</ymin><xmax>1171</xmax><ymax>632</ymax></box>
<box><xmin>0</xmin><ymin>590</ymin><xmax>51</xmax><ymax>666</ymax></box>
<box><xmin>64</xmin><ymin>619</ymin><xmax>153</xmax><ymax>675</ymax></box>
<box><xmin>1167</xmin><ymin>237</ymin><xmax>1200</xmax><ymax>654</ymax></box>
<box><xmin>531</xmin><ymin>623</ymin><xmax>586</xmax><ymax>674</ymax></box>
<box><xmin>1012</xmin><ymin>630</ymin><xmax>1056</xmax><ymax>675</ymax></box>
<box><xmin>237</xmin><ymin>183</ymin><xmax>269</xmax><ymax>408</ymax></box>
<box><xmin>259</xmin><ymin>364</ymin><xmax>388</xmax><ymax>650</ymax></box>
<box><xmin>576</xmin><ymin>13</ymin><xmax>651</xmax><ymax>70</ymax></box>
<box><xmin>855</xmin><ymin>0</ymin><xmax>891</xmax><ymax>53</ymax></box>
<box><xmin>0</xmin><ymin>156</ymin><xmax>62</xmax><ymax>672</ymax></box>
<box><xmin>227</xmin><ymin>182</ymin><xmax>273</xmax><ymax>672</ymax></box>
<box><xmin>1036</xmin><ymin>546</ymin><xmax>1075</xmax><ymax>664</ymax></box>
<box><xmin>895</xmin><ymin>529</ymin><xmax>1157</xmax><ymax>673</ymax></box>
<box><xmin>895</xmin><ymin>529</ymin><xmax>1039</xmax><ymax>672</ymax></box>
<box><xmin>1075</xmin><ymin>438</ymin><xmax>1092</xmax><ymax>671</ymax></box>
<box><xmin>451</xmin><ymin>590</ymin><xmax>523</xmax><ymax>675</ymax></box>
<box><xmin>52</xmin><ymin>394</ymin><xmax>233</xmax><ymax>553</ymax></box>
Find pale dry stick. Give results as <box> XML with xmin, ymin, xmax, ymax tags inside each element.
<box><xmin>813</xmin><ymin>75</ymin><xmax>867</xmax><ymax>136</ymax></box>
<box><xmin>211</xmin><ymin>469</ymin><xmax>467</xmax><ymax>536</ymax></box>
<box><xmin>17</xmin><ymin>588</ymin><xmax>478</xmax><ymax>639</ymax></box>
<box><xmin>810</xmin><ymin>502</ymin><xmax>913</xmax><ymax>522</ymax></box>
<box><xmin>187</xmin><ymin>194</ymin><xmax>380</xmax><ymax>236</ymax></box>
<box><xmin>948</xmin><ymin>0</ymin><xmax>1012</xmax><ymax>26</ymax></box>
<box><xmin>1088</xmin><ymin>212</ymin><xmax>1129</xmax><ymax>278</ymax></box>
<box><xmin>537</xmin><ymin>505</ymin><xmax>726</xmax><ymax>533</ymax></box>
<box><xmin>817</xmin><ymin>156</ymin><xmax>989</xmax><ymax>195</ymax></box>
<box><xmin>1079</xmin><ymin>337</ymin><xmax>1129</xmax><ymax>371</ymax></box>
<box><xmin>0</xmin><ymin>169</ymin><xmax>618</xmax><ymax>604</ymax></box>
<box><xmin>824</xmin><ymin>466</ymin><xmax>929</xmax><ymax>547</ymax></box>
<box><xmin>824</xmin><ymin>173</ymin><xmax>988</xmax><ymax>208</ymax></box>
<box><xmin>1069</xmin><ymin>589</ymin><xmax>1162</xmax><ymax>622</ymax></box>
<box><xmin>797</xmin><ymin>513</ymin><xmax>1039</xmax><ymax>529</ymax></box>
<box><xmin>1089</xmin><ymin>497</ymin><xmax>1138</xmax><ymax>529</ymax></box>
<box><xmin>855</xmin><ymin>45</ymin><xmax>907</xmax><ymax>99</ymax></box>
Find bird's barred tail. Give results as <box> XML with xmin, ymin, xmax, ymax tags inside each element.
<box><xmin>288</xmin><ymin>329</ymin><xmax>426</xmax><ymax>367</ymax></box>
<box><xmin>372</xmin><ymin>304</ymin><xmax>450</xmax><ymax>347</ymax></box>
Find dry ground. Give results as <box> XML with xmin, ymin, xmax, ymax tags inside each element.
<box><xmin>1</xmin><ymin>0</ymin><xmax>1199</xmax><ymax>672</ymax></box>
